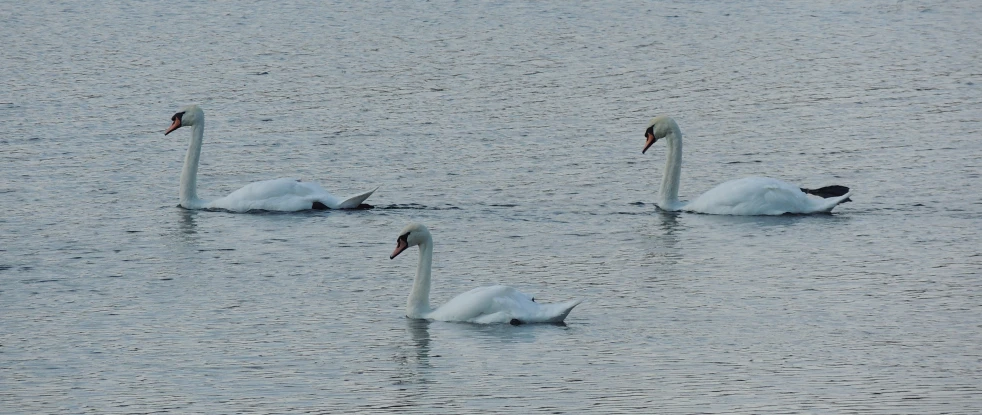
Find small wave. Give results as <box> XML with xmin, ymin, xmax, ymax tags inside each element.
<box><xmin>376</xmin><ymin>204</ymin><xmax>461</xmax><ymax>211</ymax></box>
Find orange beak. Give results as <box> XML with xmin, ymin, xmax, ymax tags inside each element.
<box><xmin>390</xmin><ymin>238</ymin><xmax>409</xmax><ymax>259</ymax></box>
<box><xmin>164</xmin><ymin>117</ymin><xmax>182</xmax><ymax>135</ymax></box>
<box><xmin>642</xmin><ymin>132</ymin><xmax>657</xmax><ymax>154</ymax></box>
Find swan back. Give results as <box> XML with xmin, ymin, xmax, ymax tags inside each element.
<box><xmin>685</xmin><ymin>177</ymin><xmax>852</xmax><ymax>215</ymax></box>
<box><xmin>428</xmin><ymin>285</ymin><xmax>581</xmax><ymax>324</ymax></box>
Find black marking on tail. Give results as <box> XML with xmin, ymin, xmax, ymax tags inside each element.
<box><xmin>800</xmin><ymin>185</ymin><xmax>850</xmax><ymax>198</ymax></box>
<box><xmin>314</xmin><ymin>202</ymin><xmax>373</xmax><ymax>210</ymax></box>
<box><xmin>509</xmin><ymin>319</ymin><xmax>524</xmax><ymax>326</ymax></box>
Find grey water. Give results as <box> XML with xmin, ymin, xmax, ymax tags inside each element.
<box><xmin>2</xmin><ymin>0</ymin><xmax>981</xmax><ymax>413</ymax></box>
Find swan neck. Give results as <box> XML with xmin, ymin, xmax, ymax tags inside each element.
<box><xmin>407</xmin><ymin>239</ymin><xmax>433</xmax><ymax>318</ymax></box>
<box><xmin>659</xmin><ymin>128</ymin><xmax>683</xmax><ymax>210</ymax></box>
<box><xmin>180</xmin><ymin>122</ymin><xmax>204</xmax><ymax>208</ymax></box>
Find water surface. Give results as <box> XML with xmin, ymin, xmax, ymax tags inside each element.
<box><xmin>2</xmin><ymin>1</ymin><xmax>980</xmax><ymax>413</ymax></box>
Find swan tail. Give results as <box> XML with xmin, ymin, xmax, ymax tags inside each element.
<box><xmin>335</xmin><ymin>186</ymin><xmax>379</xmax><ymax>209</ymax></box>
<box><xmin>800</xmin><ymin>185</ymin><xmax>850</xmax><ymax>199</ymax></box>
<box><xmin>815</xmin><ymin>192</ymin><xmax>853</xmax><ymax>213</ymax></box>
<box><xmin>538</xmin><ymin>299</ymin><xmax>583</xmax><ymax>323</ymax></box>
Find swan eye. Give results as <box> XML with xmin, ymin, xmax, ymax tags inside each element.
<box><xmin>172</xmin><ymin>112</ymin><xmax>185</xmax><ymax>122</ymax></box>
<box><xmin>644</xmin><ymin>125</ymin><xmax>654</xmax><ymax>138</ymax></box>
<box><xmin>398</xmin><ymin>233</ymin><xmax>409</xmax><ymax>242</ymax></box>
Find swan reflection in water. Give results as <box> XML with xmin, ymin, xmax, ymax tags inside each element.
<box><xmin>405</xmin><ymin>318</ymin><xmax>432</xmax><ymax>365</ymax></box>
<box><xmin>373</xmin><ymin>319</ymin><xmax>435</xmax><ymax>412</ymax></box>
<box><xmin>642</xmin><ymin>210</ymin><xmax>684</xmax><ymax>266</ymax></box>
<box><xmin>177</xmin><ymin>208</ymin><xmax>198</xmax><ymax>236</ymax></box>
<box><xmin>169</xmin><ymin>208</ymin><xmax>200</xmax><ymax>249</ymax></box>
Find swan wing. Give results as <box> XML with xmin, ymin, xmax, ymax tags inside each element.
<box><xmin>428</xmin><ymin>285</ymin><xmax>581</xmax><ymax>324</ymax></box>
<box><xmin>206</xmin><ymin>178</ymin><xmax>375</xmax><ymax>212</ymax></box>
<box><xmin>685</xmin><ymin>177</ymin><xmax>817</xmax><ymax>215</ymax></box>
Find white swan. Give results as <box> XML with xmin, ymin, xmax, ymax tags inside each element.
<box><xmin>164</xmin><ymin>105</ymin><xmax>376</xmax><ymax>212</ymax></box>
<box><xmin>642</xmin><ymin>116</ymin><xmax>852</xmax><ymax>215</ymax></box>
<box><xmin>389</xmin><ymin>223</ymin><xmax>582</xmax><ymax>325</ymax></box>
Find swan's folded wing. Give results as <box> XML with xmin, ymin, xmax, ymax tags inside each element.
<box><xmin>429</xmin><ymin>285</ymin><xmax>580</xmax><ymax>324</ymax></box>
<box><xmin>428</xmin><ymin>285</ymin><xmax>510</xmax><ymax>322</ymax></box>
<box><xmin>206</xmin><ymin>178</ymin><xmax>314</xmax><ymax>211</ymax></box>
<box><xmin>481</xmin><ymin>289</ymin><xmax>581</xmax><ymax>324</ymax></box>
<box><xmin>687</xmin><ymin>177</ymin><xmax>809</xmax><ymax>215</ymax></box>
<box><xmin>206</xmin><ymin>178</ymin><xmax>376</xmax><ymax>212</ymax></box>
<box><xmin>756</xmin><ymin>183</ymin><xmax>808</xmax><ymax>215</ymax></box>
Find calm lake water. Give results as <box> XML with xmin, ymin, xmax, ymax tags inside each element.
<box><xmin>2</xmin><ymin>1</ymin><xmax>981</xmax><ymax>413</ymax></box>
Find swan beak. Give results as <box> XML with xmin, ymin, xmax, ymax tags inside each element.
<box><xmin>390</xmin><ymin>238</ymin><xmax>409</xmax><ymax>259</ymax></box>
<box><xmin>164</xmin><ymin>118</ymin><xmax>182</xmax><ymax>135</ymax></box>
<box><xmin>642</xmin><ymin>132</ymin><xmax>657</xmax><ymax>154</ymax></box>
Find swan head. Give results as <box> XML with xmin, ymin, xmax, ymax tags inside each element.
<box><xmin>164</xmin><ymin>105</ymin><xmax>204</xmax><ymax>135</ymax></box>
<box><xmin>390</xmin><ymin>223</ymin><xmax>432</xmax><ymax>259</ymax></box>
<box><xmin>642</xmin><ymin>115</ymin><xmax>678</xmax><ymax>154</ymax></box>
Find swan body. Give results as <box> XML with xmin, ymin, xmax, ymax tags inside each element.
<box><xmin>642</xmin><ymin>115</ymin><xmax>852</xmax><ymax>215</ymax></box>
<box><xmin>164</xmin><ymin>105</ymin><xmax>376</xmax><ymax>212</ymax></box>
<box><xmin>390</xmin><ymin>223</ymin><xmax>581</xmax><ymax>325</ymax></box>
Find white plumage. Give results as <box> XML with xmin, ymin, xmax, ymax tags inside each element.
<box><xmin>164</xmin><ymin>105</ymin><xmax>376</xmax><ymax>212</ymax></box>
<box><xmin>642</xmin><ymin>116</ymin><xmax>852</xmax><ymax>215</ymax></box>
<box><xmin>390</xmin><ymin>223</ymin><xmax>581</xmax><ymax>325</ymax></box>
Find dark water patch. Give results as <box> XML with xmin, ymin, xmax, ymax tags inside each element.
<box><xmin>376</xmin><ymin>203</ymin><xmax>461</xmax><ymax>210</ymax></box>
<box><xmin>565</xmin><ymin>232</ymin><xmax>597</xmax><ymax>237</ymax></box>
<box><xmin>21</xmin><ymin>278</ymin><xmax>61</xmax><ymax>284</ymax></box>
<box><xmin>198</xmin><ymin>207</ymin><xmax>367</xmax><ymax>215</ymax></box>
